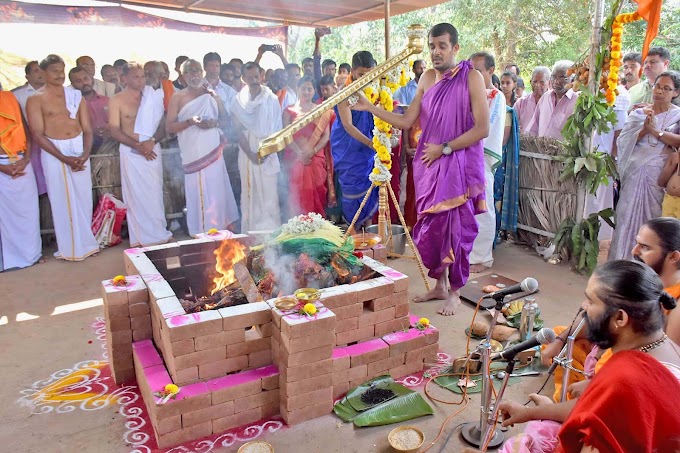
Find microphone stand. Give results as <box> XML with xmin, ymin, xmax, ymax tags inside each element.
<box><xmin>551</xmin><ymin>318</ymin><xmax>587</xmax><ymax>402</ymax></box>
<box><xmin>461</xmin><ymin>296</ymin><xmax>506</xmax><ymax>449</ymax></box>
<box><xmin>480</xmin><ymin>358</ymin><xmax>517</xmax><ymax>451</ymax></box>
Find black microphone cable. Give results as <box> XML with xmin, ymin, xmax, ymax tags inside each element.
<box><xmin>523</xmin><ymin>307</ymin><xmax>584</xmax><ymax>406</ymax></box>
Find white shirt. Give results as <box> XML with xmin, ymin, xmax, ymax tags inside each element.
<box><xmin>11</xmin><ymin>83</ymin><xmax>39</xmax><ymax>121</ymax></box>
<box><xmin>205</xmin><ymin>78</ymin><xmax>237</xmax><ymax>115</ymax></box>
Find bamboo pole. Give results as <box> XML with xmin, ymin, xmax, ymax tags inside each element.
<box><xmin>342</xmin><ymin>184</ymin><xmax>375</xmax><ymax>239</ymax></box>
<box><xmin>384</xmin><ymin>0</ymin><xmax>391</xmax><ymax>59</ymax></box>
<box><xmin>386</xmin><ymin>183</ymin><xmax>431</xmax><ymax>291</ymax></box>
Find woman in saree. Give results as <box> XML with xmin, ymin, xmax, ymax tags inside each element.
<box><xmin>609</xmin><ymin>71</ymin><xmax>680</xmax><ymax>261</ymax></box>
<box><xmin>282</xmin><ymin>76</ymin><xmax>333</xmax><ymax>217</ymax></box>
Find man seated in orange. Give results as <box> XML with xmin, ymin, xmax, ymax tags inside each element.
<box><xmin>542</xmin><ymin>216</ymin><xmax>680</xmax><ymax>401</ymax></box>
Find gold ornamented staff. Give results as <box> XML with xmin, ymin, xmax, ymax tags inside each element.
<box><xmin>257</xmin><ymin>24</ymin><xmax>427</xmax><ymax>158</ymax></box>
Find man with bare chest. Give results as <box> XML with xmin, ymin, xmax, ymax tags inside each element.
<box><xmin>166</xmin><ymin>59</ymin><xmax>238</xmax><ymax>236</ymax></box>
<box><xmin>26</xmin><ymin>54</ymin><xmax>99</xmax><ymax>261</ymax></box>
<box><xmin>109</xmin><ymin>62</ymin><xmax>172</xmax><ymax>247</ymax></box>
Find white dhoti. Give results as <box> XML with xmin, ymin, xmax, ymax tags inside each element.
<box><xmin>471</xmin><ymin>91</ymin><xmax>506</xmax><ymax>267</ymax></box>
<box><xmin>178</xmin><ymin>94</ymin><xmax>239</xmax><ymax>237</ymax></box>
<box><xmin>120</xmin><ymin>142</ymin><xmax>172</xmax><ymax>247</ymax></box>
<box><xmin>0</xmin><ymin>155</ymin><xmax>41</xmax><ymax>271</ymax></box>
<box><xmin>41</xmin><ymin>134</ymin><xmax>99</xmax><ymax>261</ymax></box>
<box><xmin>238</xmin><ymin>150</ymin><xmax>281</xmax><ymax>232</ymax></box>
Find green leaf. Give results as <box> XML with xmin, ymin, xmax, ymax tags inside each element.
<box><xmin>333</xmin><ymin>397</ymin><xmax>361</xmax><ymax>422</ymax></box>
<box><xmin>574</xmin><ymin>157</ymin><xmax>586</xmax><ymax>174</ymax></box>
<box><xmin>586</xmin><ymin>239</ymin><xmax>599</xmax><ymax>273</ymax></box>
<box><xmin>571</xmin><ymin>223</ymin><xmax>583</xmax><ymax>257</ymax></box>
<box><xmin>599</xmin><ymin>208</ymin><xmax>616</xmax><ymax>229</ymax></box>
<box><xmin>346</xmin><ymin>377</ymin><xmax>411</xmax><ymax>411</ymax></box>
<box><xmin>352</xmin><ymin>391</ymin><xmax>434</xmax><ymax>427</ymax></box>
<box><xmin>584</xmin><ymin>156</ymin><xmax>597</xmax><ymax>172</ymax></box>
<box><xmin>579</xmin><ymin>243</ymin><xmax>588</xmax><ymax>270</ymax></box>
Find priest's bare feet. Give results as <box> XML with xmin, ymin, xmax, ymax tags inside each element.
<box><xmin>437</xmin><ymin>292</ymin><xmax>461</xmax><ymax>316</ymax></box>
<box><xmin>470</xmin><ymin>263</ymin><xmax>491</xmax><ymax>273</ymax></box>
<box><xmin>413</xmin><ymin>286</ymin><xmax>448</xmax><ymax>303</ymax></box>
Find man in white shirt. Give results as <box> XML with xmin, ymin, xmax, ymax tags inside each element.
<box><xmin>11</xmin><ymin>61</ymin><xmax>44</xmax><ymax>119</ymax></box>
<box><xmin>76</xmin><ymin>56</ymin><xmax>116</xmax><ymax>97</ymax></box>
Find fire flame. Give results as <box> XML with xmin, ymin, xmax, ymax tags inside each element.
<box><xmin>211</xmin><ymin>240</ymin><xmax>247</xmax><ymax>295</ymax></box>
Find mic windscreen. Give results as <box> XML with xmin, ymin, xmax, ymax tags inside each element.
<box><xmin>536</xmin><ymin>328</ymin><xmax>557</xmax><ymax>345</ymax></box>
<box><xmin>520</xmin><ymin>277</ymin><xmax>539</xmax><ymax>293</ymax></box>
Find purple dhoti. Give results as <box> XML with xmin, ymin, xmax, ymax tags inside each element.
<box><xmin>413</xmin><ymin>60</ymin><xmax>486</xmax><ymax>288</ymax></box>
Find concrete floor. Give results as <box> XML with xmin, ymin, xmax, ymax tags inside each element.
<box><xmin>0</xmin><ymin>239</ymin><xmax>587</xmax><ymax>453</ymax></box>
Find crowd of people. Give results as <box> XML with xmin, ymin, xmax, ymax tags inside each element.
<box><xmin>2</xmin><ymin>19</ymin><xmax>680</xmax><ymax>450</ymax></box>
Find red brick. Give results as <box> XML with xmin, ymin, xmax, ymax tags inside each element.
<box><xmin>333</xmin><ymin>382</ymin><xmax>350</xmax><ymax>399</ymax></box>
<box><xmin>110</xmin><ymin>342</ymin><xmax>133</xmax><ymax>358</ymax></box>
<box><xmin>280</xmin><ymin>373</ymin><xmax>332</xmax><ymax>397</ymax></box>
<box><xmin>319</xmin><ymin>286</ymin><xmax>359</xmax><ymax>310</ymax></box>
<box><xmin>227</xmin><ymin>333</ymin><xmax>271</xmax><ymax>357</ymax></box>
<box><xmin>107</xmin><ymin>329</ymin><xmax>132</xmax><ymax>345</ymax></box>
<box><xmin>394</xmin><ymin>303</ymin><xmax>410</xmax><ymax>318</ymax></box>
<box><xmin>350</xmin><ymin>345</ymin><xmax>389</xmax><ymax>368</ymax></box>
<box><xmin>357</xmin><ymin>306</ymin><xmax>396</xmax><ymax>328</ymax></box>
<box><xmin>281</xmin><ymin>309</ymin><xmax>336</xmax><ymax>339</ymax></box>
<box><xmin>255</xmin><ymin>323</ymin><xmax>273</xmax><ymax>338</ymax></box>
<box><xmin>384</xmin><ymin>332</ymin><xmax>428</xmax><ymax>358</ymax></box>
<box><xmin>133</xmin><ymin>326</ymin><xmax>153</xmax><ymax>341</ymax></box>
<box><xmin>234</xmin><ymin>389</ymin><xmax>279</xmax><ymax>413</ymax></box>
<box><xmin>173</xmin><ymin>366</ymin><xmax>199</xmax><ymax>385</ymax></box>
<box><xmin>261</xmin><ymin>401</ymin><xmax>279</xmax><ymax>418</ymax></box>
<box><xmin>368</xmin><ymin>290</ymin><xmax>408</xmax><ymax>311</ymax></box>
<box><xmin>422</xmin><ymin>343</ymin><xmax>440</xmax><ymax>363</ymax></box>
<box><xmin>212</xmin><ymin>407</ymin><xmax>262</xmax><ymax>433</ymax></box>
<box><xmin>353</xmin><ymin>277</ymin><xmax>395</xmax><ymax>302</ymax></box>
<box><xmin>424</xmin><ymin>328</ymin><xmax>440</xmax><ymax>346</ymax></box>
<box><xmin>129</xmin><ymin>302</ymin><xmax>151</xmax><ymax>317</ymax></box>
<box><xmin>367</xmin><ymin>354</ymin><xmax>405</xmax><ymax>377</ymax></box>
<box><xmin>127</xmin><ymin>286</ymin><xmax>149</xmax><ymax>304</ymax></box>
<box><xmin>330</xmin><ymin>303</ymin><xmax>363</xmax><ymax>320</ymax></box>
<box><xmin>280</xmin><ymin>330</ymin><xmax>335</xmax><ymax>354</ymax></box>
<box><xmin>171</xmin><ymin>338</ymin><xmax>195</xmax><ymax>356</ymax></box>
<box><xmin>166</xmin><ymin>311</ymin><xmax>223</xmax><ymax>342</ymax></box>
<box><xmin>153</xmin><ymin>383</ymin><xmax>212</xmax><ymax>419</ymax></box>
<box><xmin>199</xmin><ymin>356</ymin><xmax>248</xmax><ymax>380</ymax></box>
<box><xmin>195</xmin><ymin>329</ymin><xmax>245</xmax><ymax>351</ymax></box>
<box><xmin>131</xmin><ymin>314</ymin><xmax>151</xmax><ymax>331</ymax></box>
<box><xmin>107</xmin><ymin>316</ymin><xmax>131</xmax><ymax>332</ymax></box>
<box><xmin>219</xmin><ymin>302</ymin><xmax>271</xmax><ymax>331</ymax></box>
<box><xmin>373</xmin><ymin>245</ymin><xmax>388</xmax><ymax>262</ymax></box>
<box><xmin>335</xmin><ymin>317</ymin><xmax>359</xmax><ymax>333</ymax></box>
<box><xmin>174</xmin><ymin>346</ymin><xmax>226</xmax><ymax>370</ymax></box>
<box><xmin>106</xmin><ymin>303</ymin><xmax>130</xmax><ymax>319</ymax></box>
<box><xmin>211</xmin><ymin>377</ymin><xmax>262</xmax><ymax>405</ymax></box>
<box><xmin>248</xmin><ymin>350</ymin><xmax>273</xmax><ymax>369</ymax></box>
<box><xmin>280</xmin><ymin>399</ymin><xmax>333</xmax><ymax>425</ymax></box>
<box><xmin>111</xmin><ymin>366</ymin><xmax>135</xmax><ymax>385</ymax></box>
<box><xmin>156</xmin><ymin>421</ymin><xmax>212</xmax><ymax>449</ymax></box>
<box><xmin>282</xmin><ymin>387</ymin><xmax>332</xmax><ymax>412</ymax></box>
<box><xmin>405</xmin><ymin>347</ymin><xmax>425</xmax><ymax>364</ymax></box>
<box><xmin>155</xmin><ymin>415</ymin><xmax>181</xmax><ymax>435</ymax></box>
<box><xmin>349</xmin><ymin>376</ymin><xmax>370</xmax><ymax>388</ymax></box>
<box><xmin>182</xmin><ymin>401</ymin><xmax>234</xmax><ymax>428</ymax></box>
<box><xmin>374</xmin><ymin>316</ymin><xmax>410</xmax><ymax>337</ymax></box>
<box><xmin>262</xmin><ymin>374</ymin><xmax>279</xmax><ymax>390</ymax></box>
<box><xmin>332</xmin><ymin>355</ymin><xmax>350</xmax><ymax>372</ymax></box>
<box><xmin>332</xmin><ymin>364</ymin><xmax>367</xmax><ymax>386</ymax></box>
<box><xmin>335</xmin><ymin>326</ymin><xmax>375</xmax><ymax>346</ymax></box>
<box><xmin>102</xmin><ymin>283</ymin><xmax>128</xmax><ymax>306</ymax></box>
<box><xmin>389</xmin><ymin>360</ymin><xmax>424</xmax><ymax>379</ymax></box>
<box><xmin>277</xmin><ymin>343</ymin><xmax>333</xmax><ymax>367</ymax></box>
<box><xmin>280</xmin><ymin>358</ymin><xmax>332</xmax><ymax>383</ymax></box>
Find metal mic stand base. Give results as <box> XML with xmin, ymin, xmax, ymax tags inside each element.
<box><xmin>461</xmin><ymin>422</ymin><xmax>504</xmax><ymax>449</ymax></box>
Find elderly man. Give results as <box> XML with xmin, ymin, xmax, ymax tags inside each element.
<box><xmin>109</xmin><ymin>62</ymin><xmax>172</xmax><ymax>247</ymax></box>
<box><xmin>527</xmin><ymin>60</ymin><xmax>578</xmax><ymax>141</ymax></box>
<box><xmin>68</xmin><ymin>66</ymin><xmax>110</xmax><ymax>153</ymax></box>
<box><xmin>628</xmin><ymin>47</ymin><xmax>679</xmax><ymax>107</ymax></box>
<box><xmin>167</xmin><ymin>60</ymin><xmax>239</xmax><ymax>236</ymax></box>
<box><xmin>0</xmin><ymin>89</ymin><xmax>42</xmax><ymax>271</ymax></box>
<box><xmin>470</xmin><ymin>51</ymin><xmax>506</xmax><ymax>273</ymax></box>
<box><xmin>513</xmin><ymin>66</ymin><xmax>549</xmax><ymax>133</ymax></box>
<box><xmin>75</xmin><ymin>56</ymin><xmax>116</xmax><ymax>97</ymax></box>
<box><xmin>230</xmin><ymin>62</ymin><xmax>282</xmax><ymax>232</ymax></box>
<box><xmin>622</xmin><ymin>52</ymin><xmax>642</xmax><ymax>91</ymax></box>
<box><xmin>26</xmin><ymin>54</ymin><xmax>99</xmax><ymax>261</ymax></box>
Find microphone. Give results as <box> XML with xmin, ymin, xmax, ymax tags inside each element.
<box><xmin>491</xmin><ymin>328</ymin><xmax>556</xmax><ymax>361</ymax></box>
<box><xmin>483</xmin><ymin>277</ymin><xmax>539</xmax><ymax>300</ymax></box>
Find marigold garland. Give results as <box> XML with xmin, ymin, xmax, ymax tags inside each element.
<box><xmin>605</xmin><ymin>11</ymin><xmax>642</xmax><ymax>105</ymax></box>
<box><xmin>367</xmin><ymin>63</ymin><xmax>409</xmax><ymax>187</ymax></box>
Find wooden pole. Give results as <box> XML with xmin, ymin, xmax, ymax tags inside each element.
<box><xmin>384</xmin><ymin>0</ymin><xmax>391</xmax><ymax>59</ymax></box>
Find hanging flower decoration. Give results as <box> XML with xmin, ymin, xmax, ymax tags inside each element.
<box><xmin>368</xmin><ymin>63</ymin><xmax>409</xmax><ymax>187</ymax></box>
<box><xmin>605</xmin><ymin>11</ymin><xmax>642</xmax><ymax>105</ymax></box>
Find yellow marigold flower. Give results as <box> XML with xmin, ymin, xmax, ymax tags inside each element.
<box><xmin>610</xmin><ymin>51</ymin><xmax>621</xmax><ymax>60</ymax></box>
<box><xmin>112</xmin><ymin>275</ymin><xmax>127</xmax><ymax>286</ymax></box>
<box><xmin>164</xmin><ymin>384</ymin><xmax>180</xmax><ymax>394</ymax></box>
<box><xmin>303</xmin><ymin>303</ymin><xmax>317</xmax><ymax>316</ymax></box>
<box><xmin>207</xmin><ymin>228</ymin><xmax>218</xmax><ymax>235</ymax></box>
<box><xmin>372</xmin><ymin>168</ymin><xmax>381</xmax><ymax>175</ymax></box>
<box><xmin>419</xmin><ymin>317</ymin><xmax>430</xmax><ymax>327</ymax></box>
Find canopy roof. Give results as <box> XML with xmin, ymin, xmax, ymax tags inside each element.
<box><xmin>106</xmin><ymin>0</ymin><xmax>447</xmax><ymax>27</ymax></box>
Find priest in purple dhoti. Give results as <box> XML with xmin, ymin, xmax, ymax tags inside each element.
<box><xmin>352</xmin><ymin>23</ymin><xmax>489</xmax><ymax>315</ymax></box>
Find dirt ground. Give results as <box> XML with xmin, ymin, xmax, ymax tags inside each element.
<box><xmin>0</xmin><ymin>239</ymin><xmax>587</xmax><ymax>453</ymax></box>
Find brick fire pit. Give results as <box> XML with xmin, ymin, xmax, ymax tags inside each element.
<box><xmin>101</xmin><ymin>232</ymin><xmax>439</xmax><ymax>448</ymax></box>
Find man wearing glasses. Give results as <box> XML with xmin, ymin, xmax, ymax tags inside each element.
<box><xmin>526</xmin><ymin>60</ymin><xmax>578</xmax><ymax>141</ymax></box>
<box><xmin>629</xmin><ymin>47</ymin><xmax>679</xmax><ymax>108</ymax></box>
